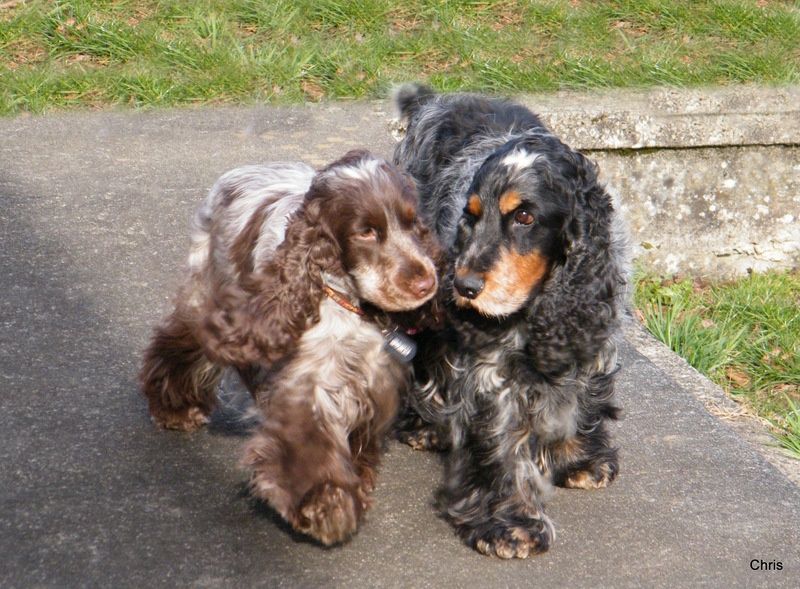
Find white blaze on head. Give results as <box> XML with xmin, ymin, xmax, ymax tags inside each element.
<box><xmin>501</xmin><ymin>149</ymin><xmax>540</xmax><ymax>172</ymax></box>
<box><xmin>329</xmin><ymin>157</ymin><xmax>384</xmax><ymax>182</ymax></box>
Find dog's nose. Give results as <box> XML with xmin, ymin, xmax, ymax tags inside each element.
<box><xmin>410</xmin><ymin>274</ymin><xmax>435</xmax><ymax>299</ymax></box>
<box><xmin>454</xmin><ymin>272</ymin><xmax>484</xmax><ymax>299</ymax></box>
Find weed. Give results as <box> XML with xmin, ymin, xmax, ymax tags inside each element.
<box><xmin>636</xmin><ymin>270</ymin><xmax>800</xmax><ymax>459</ymax></box>
<box><xmin>766</xmin><ymin>395</ymin><xmax>800</xmax><ymax>458</ymax></box>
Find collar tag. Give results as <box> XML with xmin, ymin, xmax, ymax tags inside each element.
<box><xmin>383</xmin><ymin>330</ymin><xmax>417</xmax><ymax>363</ymax></box>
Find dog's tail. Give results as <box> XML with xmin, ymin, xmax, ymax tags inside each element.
<box><xmin>392</xmin><ymin>83</ymin><xmax>436</xmax><ymax>123</ymax></box>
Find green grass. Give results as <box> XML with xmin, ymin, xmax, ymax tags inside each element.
<box><xmin>1</xmin><ymin>0</ymin><xmax>799</xmax><ymax>114</ymax></box>
<box><xmin>635</xmin><ymin>270</ymin><xmax>800</xmax><ymax>459</ymax></box>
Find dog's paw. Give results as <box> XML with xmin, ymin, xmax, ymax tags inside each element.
<box><xmin>563</xmin><ymin>456</ymin><xmax>619</xmax><ymax>490</ymax></box>
<box><xmin>294</xmin><ymin>483</ymin><xmax>362</xmax><ymax>546</ymax></box>
<box><xmin>395</xmin><ymin>424</ymin><xmax>449</xmax><ymax>451</ymax></box>
<box><xmin>473</xmin><ymin>523</ymin><xmax>553</xmax><ymax>559</ymax></box>
<box><xmin>355</xmin><ymin>461</ymin><xmax>379</xmax><ymax>500</ymax></box>
<box><xmin>150</xmin><ymin>406</ymin><xmax>210</xmax><ymax>431</ymax></box>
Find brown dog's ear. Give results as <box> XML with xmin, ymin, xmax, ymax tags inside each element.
<box><xmin>197</xmin><ymin>204</ymin><xmax>342</xmax><ymax>366</ymax></box>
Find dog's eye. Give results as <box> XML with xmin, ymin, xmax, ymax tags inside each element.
<box><xmin>514</xmin><ymin>210</ymin><xmax>534</xmax><ymax>226</ymax></box>
<box><xmin>358</xmin><ymin>227</ymin><xmax>379</xmax><ymax>241</ymax></box>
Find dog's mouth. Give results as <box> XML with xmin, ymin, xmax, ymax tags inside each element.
<box><xmin>452</xmin><ymin>249</ymin><xmax>550</xmax><ymax>317</ymax></box>
<box><xmin>352</xmin><ymin>264</ymin><xmax>438</xmax><ymax>313</ymax></box>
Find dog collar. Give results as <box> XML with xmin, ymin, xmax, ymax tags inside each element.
<box><xmin>323</xmin><ymin>285</ymin><xmax>364</xmax><ymax>316</ymax></box>
<box><xmin>322</xmin><ymin>279</ymin><xmax>417</xmax><ymax>363</ymax></box>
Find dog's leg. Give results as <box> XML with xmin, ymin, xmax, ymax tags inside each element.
<box><xmin>439</xmin><ymin>397</ymin><xmax>556</xmax><ymax>558</ymax></box>
<box><xmin>348</xmin><ymin>427</ymin><xmax>384</xmax><ymax>508</ymax></box>
<box><xmin>440</xmin><ymin>443</ymin><xmax>556</xmax><ymax>558</ymax></box>
<box><xmin>350</xmin><ymin>365</ymin><xmax>406</xmax><ymax>506</ymax></box>
<box><xmin>550</xmin><ymin>364</ymin><xmax>620</xmax><ymax>490</ymax></box>
<box><xmin>242</xmin><ymin>393</ymin><xmax>365</xmax><ymax>546</ymax></box>
<box><xmin>139</xmin><ymin>307</ymin><xmax>221</xmax><ymax>430</ymax></box>
<box><xmin>394</xmin><ymin>337</ymin><xmax>452</xmax><ymax>451</ymax></box>
<box><xmin>549</xmin><ymin>428</ymin><xmax>619</xmax><ymax>490</ymax></box>
<box><xmin>394</xmin><ymin>403</ymin><xmax>450</xmax><ymax>451</ymax></box>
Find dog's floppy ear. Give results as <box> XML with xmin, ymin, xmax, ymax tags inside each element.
<box><xmin>559</xmin><ymin>150</ymin><xmax>611</xmax><ymax>247</ymax></box>
<box><xmin>526</xmin><ymin>151</ymin><xmax>626</xmax><ymax>373</ymax></box>
<box><xmin>197</xmin><ymin>200</ymin><xmax>342</xmax><ymax>366</ymax></box>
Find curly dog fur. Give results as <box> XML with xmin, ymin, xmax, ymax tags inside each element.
<box><xmin>393</xmin><ymin>85</ymin><xmax>629</xmax><ymax>558</ymax></box>
<box><xmin>140</xmin><ymin>150</ymin><xmax>441</xmax><ymax>546</ymax></box>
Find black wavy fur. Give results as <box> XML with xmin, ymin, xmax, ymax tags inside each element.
<box><xmin>393</xmin><ymin>84</ymin><xmax>629</xmax><ymax>558</ymax></box>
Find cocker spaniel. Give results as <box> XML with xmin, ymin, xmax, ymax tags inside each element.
<box><xmin>139</xmin><ymin>150</ymin><xmax>441</xmax><ymax>546</ymax></box>
<box><xmin>393</xmin><ymin>85</ymin><xmax>629</xmax><ymax>558</ymax></box>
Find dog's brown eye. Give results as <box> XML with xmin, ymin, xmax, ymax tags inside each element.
<box><xmin>514</xmin><ymin>210</ymin><xmax>534</xmax><ymax>226</ymax></box>
<box><xmin>358</xmin><ymin>227</ymin><xmax>378</xmax><ymax>241</ymax></box>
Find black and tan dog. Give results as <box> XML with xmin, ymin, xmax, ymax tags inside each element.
<box><xmin>393</xmin><ymin>84</ymin><xmax>630</xmax><ymax>558</ymax></box>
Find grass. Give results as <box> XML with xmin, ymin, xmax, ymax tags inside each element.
<box><xmin>635</xmin><ymin>270</ymin><xmax>800</xmax><ymax>459</ymax></box>
<box><xmin>1</xmin><ymin>0</ymin><xmax>800</xmax><ymax>114</ymax></box>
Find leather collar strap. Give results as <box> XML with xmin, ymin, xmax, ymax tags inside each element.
<box><xmin>323</xmin><ymin>285</ymin><xmax>364</xmax><ymax>316</ymax></box>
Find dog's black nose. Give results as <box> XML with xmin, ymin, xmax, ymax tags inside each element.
<box><xmin>454</xmin><ymin>272</ymin><xmax>484</xmax><ymax>299</ymax></box>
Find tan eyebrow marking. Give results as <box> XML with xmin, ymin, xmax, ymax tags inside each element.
<box><xmin>498</xmin><ymin>191</ymin><xmax>522</xmax><ymax>216</ymax></box>
<box><xmin>467</xmin><ymin>194</ymin><xmax>482</xmax><ymax>217</ymax></box>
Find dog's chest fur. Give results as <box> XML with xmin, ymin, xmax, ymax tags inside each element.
<box><xmin>445</xmin><ymin>320</ymin><xmax>581</xmax><ymax>446</ymax></box>
<box><xmin>280</xmin><ymin>298</ymin><xmax>407</xmax><ymax>433</ymax></box>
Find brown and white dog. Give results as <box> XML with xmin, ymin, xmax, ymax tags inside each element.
<box><xmin>139</xmin><ymin>150</ymin><xmax>441</xmax><ymax>545</ymax></box>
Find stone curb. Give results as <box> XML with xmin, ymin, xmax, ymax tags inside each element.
<box><xmin>510</xmin><ymin>86</ymin><xmax>800</xmax><ymax>277</ymax></box>
<box><xmin>522</xmin><ymin>85</ymin><xmax>800</xmax><ymax>151</ymax></box>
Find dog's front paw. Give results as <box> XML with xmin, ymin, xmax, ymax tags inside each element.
<box><xmin>395</xmin><ymin>420</ymin><xmax>450</xmax><ymax>451</ymax></box>
<box><xmin>149</xmin><ymin>405</ymin><xmax>210</xmax><ymax>431</ymax></box>
<box><xmin>294</xmin><ymin>482</ymin><xmax>362</xmax><ymax>546</ymax></box>
<box><xmin>470</xmin><ymin>521</ymin><xmax>554</xmax><ymax>559</ymax></box>
<box><xmin>563</xmin><ymin>453</ymin><xmax>619</xmax><ymax>490</ymax></box>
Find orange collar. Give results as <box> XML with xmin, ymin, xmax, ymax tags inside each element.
<box><xmin>323</xmin><ymin>285</ymin><xmax>364</xmax><ymax>316</ymax></box>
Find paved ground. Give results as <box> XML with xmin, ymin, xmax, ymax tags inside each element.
<box><xmin>1</xmin><ymin>102</ymin><xmax>798</xmax><ymax>588</ymax></box>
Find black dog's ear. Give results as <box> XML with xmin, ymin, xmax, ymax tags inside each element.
<box><xmin>526</xmin><ymin>153</ymin><xmax>625</xmax><ymax>374</ymax></box>
<box><xmin>547</xmin><ymin>147</ymin><xmax>610</xmax><ymax>254</ymax></box>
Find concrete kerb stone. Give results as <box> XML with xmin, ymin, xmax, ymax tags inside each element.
<box><xmin>525</xmin><ymin>85</ymin><xmax>800</xmax><ymax>150</ymax></box>
<box><xmin>517</xmin><ymin>85</ymin><xmax>800</xmax><ymax>277</ymax></box>
<box><xmin>624</xmin><ymin>319</ymin><xmax>800</xmax><ymax>488</ymax></box>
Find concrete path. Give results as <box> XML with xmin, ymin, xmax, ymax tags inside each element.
<box><xmin>1</xmin><ymin>102</ymin><xmax>798</xmax><ymax>588</ymax></box>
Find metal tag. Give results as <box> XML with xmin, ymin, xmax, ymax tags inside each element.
<box><xmin>383</xmin><ymin>330</ymin><xmax>417</xmax><ymax>363</ymax></box>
